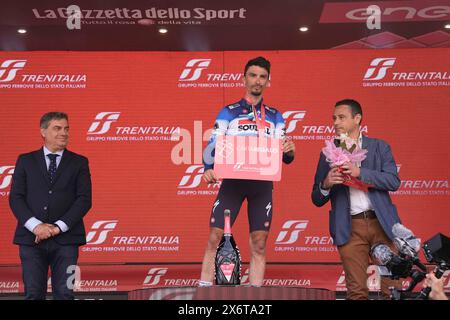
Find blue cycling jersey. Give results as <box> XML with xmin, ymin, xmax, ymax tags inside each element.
<box><xmin>203</xmin><ymin>98</ymin><xmax>293</xmax><ymax>170</ymax></box>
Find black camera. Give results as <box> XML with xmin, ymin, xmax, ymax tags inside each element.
<box><xmin>416</xmin><ymin>233</ymin><xmax>450</xmax><ymax>300</ymax></box>
<box><xmin>370</xmin><ymin>223</ymin><xmax>450</xmax><ymax>300</ymax></box>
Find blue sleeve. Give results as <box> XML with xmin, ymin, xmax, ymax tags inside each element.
<box><xmin>311</xmin><ymin>152</ymin><xmax>331</xmax><ymax>207</ymax></box>
<box><xmin>276</xmin><ymin>111</ymin><xmax>294</xmax><ymax>164</ymax></box>
<box><xmin>203</xmin><ymin>107</ymin><xmax>233</xmax><ymax>170</ymax></box>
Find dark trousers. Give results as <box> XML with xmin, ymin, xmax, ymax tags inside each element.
<box><xmin>19</xmin><ymin>239</ymin><xmax>79</xmax><ymax>300</ymax></box>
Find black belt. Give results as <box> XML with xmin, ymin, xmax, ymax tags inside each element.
<box><xmin>352</xmin><ymin>210</ymin><xmax>376</xmax><ymax>219</ymax></box>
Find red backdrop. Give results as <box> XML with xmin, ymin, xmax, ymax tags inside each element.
<box><xmin>0</xmin><ymin>49</ymin><xmax>449</xmax><ymax>269</ymax></box>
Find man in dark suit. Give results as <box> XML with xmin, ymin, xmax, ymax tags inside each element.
<box><xmin>311</xmin><ymin>99</ymin><xmax>401</xmax><ymax>299</ymax></box>
<box><xmin>9</xmin><ymin>112</ymin><xmax>92</xmax><ymax>300</ymax></box>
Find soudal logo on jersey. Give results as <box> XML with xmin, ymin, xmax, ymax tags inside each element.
<box><xmin>237</xmin><ymin>119</ymin><xmax>271</xmax><ymax>135</ymax></box>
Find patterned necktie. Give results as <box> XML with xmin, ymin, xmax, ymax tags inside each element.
<box><xmin>47</xmin><ymin>154</ymin><xmax>59</xmax><ymax>184</ymax></box>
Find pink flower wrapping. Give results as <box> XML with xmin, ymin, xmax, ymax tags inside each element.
<box><xmin>322</xmin><ymin>139</ymin><xmax>368</xmax><ymax>166</ymax></box>
<box><xmin>321</xmin><ymin>138</ymin><xmax>372</xmax><ymax>191</ymax></box>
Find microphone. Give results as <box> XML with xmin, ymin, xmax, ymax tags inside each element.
<box><xmin>392</xmin><ymin>223</ymin><xmax>427</xmax><ymax>271</ymax></box>
<box><xmin>392</xmin><ymin>223</ymin><xmax>420</xmax><ymax>257</ymax></box>
<box><xmin>370</xmin><ymin>243</ymin><xmax>413</xmax><ymax>278</ymax></box>
<box><xmin>371</xmin><ymin>243</ymin><xmax>394</xmax><ymax>266</ymax></box>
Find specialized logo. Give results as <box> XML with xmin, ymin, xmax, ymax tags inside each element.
<box><xmin>275</xmin><ymin>220</ymin><xmax>309</xmax><ymax>245</ymax></box>
<box><xmin>363</xmin><ymin>58</ymin><xmax>396</xmax><ymax>81</ymax></box>
<box><xmin>0</xmin><ymin>166</ymin><xmax>15</xmax><ymax>189</ymax></box>
<box><xmin>0</xmin><ymin>60</ymin><xmax>27</xmax><ymax>82</ymax></box>
<box><xmin>143</xmin><ymin>268</ymin><xmax>168</xmax><ymax>286</ymax></box>
<box><xmin>265</xmin><ymin>202</ymin><xmax>272</xmax><ymax>217</ymax></box>
<box><xmin>87</xmin><ymin>112</ymin><xmax>121</xmax><ymax>135</ymax></box>
<box><xmin>212</xmin><ymin>199</ymin><xmax>220</xmax><ymax>213</ymax></box>
<box><xmin>283</xmin><ymin>111</ymin><xmax>306</xmax><ymax>134</ymax></box>
<box><xmin>178</xmin><ymin>165</ymin><xmax>204</xmax><ymax>189</ymax></box>
<box><xmin>86</xmin><ymin>220</ymin><xmax>118</xmax><ymax>245</ymax></box>
<box><xmin>179</xmin><ymin>59</ymin><xmax>212</xmax><ymax>81</ymax></box>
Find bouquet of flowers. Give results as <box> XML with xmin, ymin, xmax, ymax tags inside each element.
<box><xmin>321</xmin><ymin>133</ymin><xmax>373</xmax><ymax>192</ymax></box>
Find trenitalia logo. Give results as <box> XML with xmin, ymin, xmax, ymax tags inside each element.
<box><xmin>0</xmin><ymin>281</ymin><xmax>19</xmax><ymax>293</ymax></box>
<box><xmin>143</xmin><ymin>268</ymin><xmax>168</xmax><ymax>286</ymax></box>
<box><xmin>0</xmin><ymin>59</ymin><xmax>87</xmax><ymax>89</ymax></box>
<box><xmin>282</xmin><ymin>111</ymin><xmax>306</xmax><ymax>134</ymax></box>
<box><xmin>87</xmin><ymin>112</ymin><xmax>121</xmax><ymax>135</ymax></box>
<box><xmin>363</xmin><ymin>57</ymin><xmax>450</xmax><ymax>88</ymax></box>
<box><xmin>0</xmin><ymin>60</ymin><xmax>27</xmax><ymax>82</ymax></box>
<box><xmin>179</xmin><ymin>59</ymin><xmax>212</xmax><ymax>81</ymax></box>
<box><xmin>0</xmin><ymin>166</ymin><xmax>15</xmax><ymax>189</ymax></box>
<box><xmin>275</xmin><ymin>220</ymin><xmax>309</xmax><ymax>245</ymax></box>
<box><xmin>86</xmin><ymin>220</ymin><xmax>118</xmax><ymax>245</ymax></box>
<box><xmin>178</xmin><ymin>165</ymin><xmax>204</xmax><ymax>188</ymax></box>
<box><xmin>390</xmin><ymin>163</ymin><xmax>449</xmax><ymax>196</ymax></box>
<box><xmin>86</xmin><ymin>112</ymin><xmax>180</xmax><ymax>142</ymax></box>
<box><xmin>240</xmin><ymin>268</ymin><xmax>250</xmax><ymax>285</ymax></box>
<box><xmin>364</xmin><ymin>58</ymin><xmax>396</xmax><ymax>81</ymax></box>
<box><xmin>178</xmin><ymin>58</ymin><xmax>245</xmax><ymax>88</ymax></box>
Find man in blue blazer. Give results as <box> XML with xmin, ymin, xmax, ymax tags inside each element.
<box><xmin>311</xmin><ymin>99</ymin><xmax>401</xmax><ymax>299</ymax></box>
<box><xmin>9</xmin><ymin>112</ymin><xmax>92</xmax><ymax>300</ymax></box>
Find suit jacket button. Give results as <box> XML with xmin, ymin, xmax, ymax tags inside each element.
<box><xmin>43</xmin><ymin>206</ymin><xmax>48</xmax><ymax>210</ymax></box>
<box><xmin>49</xmin><ymin>190</ymin><xmax>52</xmax><ymax>194</ymax></box>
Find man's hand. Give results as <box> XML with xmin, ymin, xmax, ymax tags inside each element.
<box><xmin>341</xmin><ymin>161</ymin><xmax>360</xmax><ymax>178</ymax></box>
<box><xmin>423</xmin><ymin>272</ymin><xmax>448</xmax><ymax>300</ymax></box>
<box><xmin>33</xmin><ymin>223</ymin><xmax>61</xmax><ymax>244</ymax></box>
<box><xmin>203</xmin><ymin>169</ymin><xmax>219</xmax><ymax>184</ymax></box>
<box><xmin>33</xmin><ymin>223</ymin><xmax>54</xmax><ymax>243</ymax></box>
<box><xmin>322</xmin><ymin>167</ymin><xmax>345</xmax><ymax>189</ymax></box>
<box><xmin>49</xmin><ymin>224</ymin><xmax>61</xmax><ymax>237</ymax></box>
<box><xmin>282</xmin><ymin>139</ymin><xmax>295</xmax><ymax>157</ymax></box>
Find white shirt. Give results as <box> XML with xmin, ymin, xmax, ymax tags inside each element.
<box><xmin>23</xmin><ymin>146</ymin><xmax>69</xmax><ymax>234</ymax></box>
<box><xmin>320</xmin><ymin>133</ymin><xmax>373</xmax><ymax>215</ymax></box>
<box><xmin>43</xmin><ymin>146</ymin><xmax>64</xmax><ymax>170</ymax></box>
